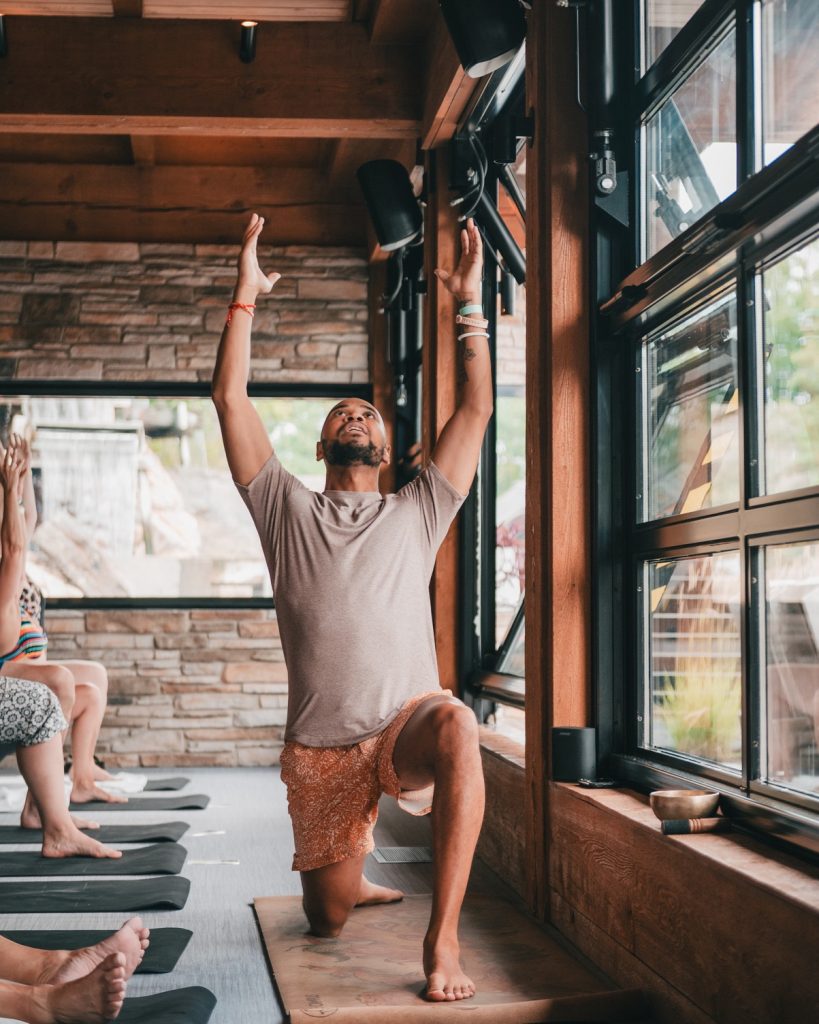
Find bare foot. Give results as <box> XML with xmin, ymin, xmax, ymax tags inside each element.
<box><xmin>92</xmin><ymin>763</ymin><xmax>115</xmax><ymax>782</ymax></box>
<box><xmin>423</xmin><ymin>937</ymin><xmax>475</xmax><ymax>1002</ymax></box>
<box><xmin>42</xmin><ymin>824</ymin><xmax>122</xmax><ymax>860</ymax></box>
<box><xmin>356</xmin><ymin>876</ymin><xmax>403</xmax><ymax>907</ymax></box>
<box><xmin>41</xmin><ymin>918</ymin><xmax>150</xmax><ymax>984</ymax></box>
<box><xmin>70</xmin><ymin>781</ymin><xmax>128</xmax><ymax>805</ymax></box>
<box><xmin>29</xmin><ymin>952</ymin><xmax>127</xmax><ymax>1024</ymax></box>
<box><xmin>20</xmin><ymin>793</ymin><xmax>100</xmax><ymax>832</ymax></box>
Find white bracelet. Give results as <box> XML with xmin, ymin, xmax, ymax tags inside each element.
<box><xmin>458</xmin><ymin>331</ymin><xmax>489</xmax><ymax>340</ymax></box>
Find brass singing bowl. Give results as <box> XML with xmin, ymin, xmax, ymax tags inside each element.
<box><xmin>649</xmin><ymin>789</ymin><xmax>720</xmax><ymax>821</ymax></box>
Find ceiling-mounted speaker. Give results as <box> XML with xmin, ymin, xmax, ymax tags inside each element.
<box><xmin>439</xmin><ymin>0</ymin><xmax>527</xmax><ymax>78</ymax></box>
<box><xmin>356</xmin><ymin>160</ymin><xmax>423</xmax><ymax>252</ymax></box>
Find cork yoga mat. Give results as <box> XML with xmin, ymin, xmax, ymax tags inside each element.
<box><xmin>254</xmin><ymin>894</ymin><xmax>645</xmax><ymax>1023</ymax></box>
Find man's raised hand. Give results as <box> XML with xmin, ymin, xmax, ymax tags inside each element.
<box><xmin>434</xmin><ymin>217</ymin><xmax>483</xmax><ymax>305</ymax></box>
<box><xmin>235</xmin><ymin>213</ymin><xmax>282</xmax><ymax>302</ymax></box>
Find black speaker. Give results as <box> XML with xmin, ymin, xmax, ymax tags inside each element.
<box><xmin>356</xmin><ymin>160</ymin><xmax>423</xmax><ymax>252</ymax></box>
<box><xmin>552</xmin><ymin>727</ymin><xmax>596</xmax><ymax>781</ymax></box>
<box><xmin>439</xmin><ymin>0</ymin><xmax>527</xmax><ymax>78</ymax></box>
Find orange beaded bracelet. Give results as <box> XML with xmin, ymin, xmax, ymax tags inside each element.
<box><xmin>226</xmin><ymin>302</ymin><xmax>256</xmax><ymax>325</ymax></box>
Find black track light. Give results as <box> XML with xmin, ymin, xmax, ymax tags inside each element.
<box><xmin>240</xmin><ymin>21</ymin><xmax>257</xmax><ymax>63</ymax></box>
<box><xmin>356</xmin><ymin>160</ymin><xmax>423</xmax><ymax>253</ymax></box>
<box><xmin>439</xmin><ymin>0</ymin><xmax>526</xmax><ymax>78</ymax></box>
<box><xmin>0</xmin><ymin>16</ymin><xmax>7</xmax><ymax>58</ymax></box>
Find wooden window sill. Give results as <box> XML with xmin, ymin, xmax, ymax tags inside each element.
<box><xmin>555</xmin><ymin>782</ymin><xmax>819</xmax><ymax>916</ymax></box>
<box><xmin>478</xmin><ymin>726</ymin><xmax>525</xmax><ymax>769</ymax></box>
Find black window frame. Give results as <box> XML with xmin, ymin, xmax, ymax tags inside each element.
<box><xmin>593</xmin><ymin>0</ymin><xmax>819</xmax><ymax>856</ymax></box>
<box><xmin>1</xmin><ymin>379</ymin><xmax>372</xmax><ymax>610</ymax></box>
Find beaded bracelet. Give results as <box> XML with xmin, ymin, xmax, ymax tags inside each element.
<box><xmin>226</xmin><ymin>302</ymin><xmax>256</xmax><ymax>325</ymax></box>
<box><xmin>455</xmin><ymin>314</ymin><xmax>489</xmax><ymax>329</ymax></box>
<box><xmin>459</xmin><ymin>303</ymin><xmax>483</xmax><ymax>316</ymax></box>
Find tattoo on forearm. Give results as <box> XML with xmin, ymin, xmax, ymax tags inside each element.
<box><xmin>458</xmin><ymin>340</ymin><xmax>477</xmax><ymax>385</ymax></box>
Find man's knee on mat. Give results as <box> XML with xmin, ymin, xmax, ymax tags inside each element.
<box><xmin>303</xmin><ymin>897</ymin><xmax>352</xmax><ymax>938</ymax></box>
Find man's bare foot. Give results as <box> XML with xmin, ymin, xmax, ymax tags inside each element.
<box><xmin>42</xmin><ymin>825</ymin><xmax>122</xmax><ymax>860</ymax></box>
<box><xmin>70</xmin><ymin>781</ymin><xmax>127</xmax><ymax>805</ymax></box>
<box><xmin>423</xmin><ymin>937</ymin><xmax>475</xmax><ymax>1002</ymax></box>
<box><xmin>40</xmin><ymin>918</ymin><xmax>150</xmax><ymax>985</ymax></box>
<box><xmin>29</xmin><ymin>952</ymin><xmax>127</xmax><ymax>1024</ymax></box>
<box><xmin>20</xmin><ymin>794</ymin><xmax>101</xmax><ymax>832</ymax></box>
<box><xmin>356</xmin><ymin>876</ymin><xmax>403</xmax><ymax>907</ymax></box>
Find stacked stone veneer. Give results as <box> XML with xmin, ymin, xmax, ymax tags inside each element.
<box><xmin>0</xmin><ymin>239</ymin><xmax>369</xmax><ymax>766</ymax></box>
<box><xmin>0</xmin><ymin>240</ymin><xmax>368</xmax><ymax>383</ymax></box>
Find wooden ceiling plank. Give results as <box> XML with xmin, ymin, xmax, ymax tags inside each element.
<box><xmin>421</xmin><ymin>15</ymin><xmax>476</xmax><ymax>150</ymax></box>
<box><xmin>0</xmin><ymin>205</ymin><xmax>365</xmax><ymax>246</ymax></box>
<box><xmin>112</xmin><ymin>0</ymin><xmax>143</xmax><ymax>16</ymax></box>
<box><xmin>130</xmin><ymin>136</ymin><xmax>156</xmax><ymax>164</ymax></box>
<box><xmin>368</xmin><ymin>0</ymin><xmax>437</xmax><ymax>45</ymax></box>
<box><xmin>0</xmin><ymin>161</ymin><xmax>365</xmax><ymax>244</ymax></box>
<box><xmin>0</xmin><ymin>17</ymin><xmax>421</xmax><ymax>139</ymax></box>
<box><xmin>326</xmin><ymin>137</ymin><xmax>414</xmax><ymax>191</ymax></box>
<box><xmin>1</xmin><ymin>162</ymin><xmax>360</xmax><ymax>209</ymax></box>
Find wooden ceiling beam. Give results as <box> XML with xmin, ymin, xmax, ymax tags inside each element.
<box><xmin>129</xmin><ymin>136</ymin><xmax>156</xmax><ymax>165</ymax></box>
<box><xmin>421</xmin><ymin>15</ymin><xmax>475</xmax><ymax>150</ymax></box>
<box><xmin>0</xmin><ymin>17</ymin><xmax>421</xmax><ymax>139</ymax></box>
<box><xmin>0</xmin><ymin>161</ymin><xmax>366</xmax><ymax>244</ymax></box>
<box><xmin>326</xmin><ymin>137</ymin><xmax>414</xmax><ymax>190</ymax></box>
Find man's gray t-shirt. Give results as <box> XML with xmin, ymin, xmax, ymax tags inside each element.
<box><xmin>236</xmin><ymin>454</ymin><xmax>466</xmax><ymax>746</ymax></box>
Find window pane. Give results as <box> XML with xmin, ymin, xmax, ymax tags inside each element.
<box><xmin>4</xmin><ymin>395</ymin><xmax>330</xmax><ymax>600</ymax></box>
<box><xmin>761</xmin><ymin>0</ymin><xmax>819</xmax><ymax>167</ymax></box>
<box><xmin>644</xmin><ymin>0</ymin><xmax>707</xmax><ymax>68</ymax></box>
<box><xmin>760</xmin><ymin>236</ymin><xmax>819</xmax><ymax>495</ymax></box>
<box><xmin>643</xmin><ymin>28</ymin><xmax>736</xmax><ymax>258</ymax></box>
<box><xmin>765</xmin><ymin>540</ymin><xmax>819</xmax><ymax>796</ymax></box>
<box><xmin>644</xmin><ymin>551</ymin><xmax>742</xmax><ymax>771</ymax></box>
<box><xmin>495</xmin><ymin>288</ymin><xmax>526</xmax><ymax>647</ymax></box>
<box><xmin>640</xmin><ymin>291</ymin><xmax>740</xmax><ymax>522</ymax></box>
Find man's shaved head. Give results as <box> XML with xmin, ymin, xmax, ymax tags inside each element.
<box><xmin>317</xmin><ymin>397</ymin><xmax>389</xmax><ymax>469</ymax></box>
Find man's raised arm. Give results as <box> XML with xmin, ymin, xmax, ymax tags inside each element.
<box><xmin>212</xmin><ymin>213</ymin><xmax>281</xmax><ymax>486</ymax></box>
<box><xmin>431</xmin><ymin>218</ymin><xmax>493</xmax><ymax>496</ymax></box>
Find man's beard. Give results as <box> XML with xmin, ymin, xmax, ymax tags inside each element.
<box><xmin>322</xmin><ymin>438</ymin><xmax>385</xmax><ymax>468</ymax></box>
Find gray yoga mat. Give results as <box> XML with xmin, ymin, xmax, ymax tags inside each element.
<box><xmin>0</xmin><ymin>927</ymin><xmax>192</xmax><ymax>974</ymax></box>
<box><xmin>0</xmin><ymin>822</ymin><xmax>190</xmax><ymax>845</ymax></box>
<box><xmin>70</xmin><ymin>794</ymin><xmax>209</xmax><ymax>811</ymax></box>
<box><xmin>144</xmin><ymin>776</ymin><xmax>190</xmax><ymax>791</ymax></box>
<box><xmin>0</xmin><ymin>843</ymin><xmax>187</xmax><ymax>877</ymax></box>
<box><xmin>118</xmin><ymin>986</ymin><xmax>217</xmax><ymax>1024</ymax></box>
<box><xmin>0</xmin><ymin>875</ymin><xmax>191</xmax><ymax>913</ymax></box>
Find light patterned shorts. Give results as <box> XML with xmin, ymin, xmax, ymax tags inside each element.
<box><xmin>279</xmin><ymin>690</ymin><xmax>453</xmax><ymax>872</ymax></box>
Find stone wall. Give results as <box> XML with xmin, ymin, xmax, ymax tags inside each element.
<box><xmin>0</xmin><ymin>240</ymin><xmax>368</xmax><ymax>384</ymax></box>
<box><xmin>0</xmin><ymin>240</ymin><xmax>369</xmax><ymax>766</ymax></box>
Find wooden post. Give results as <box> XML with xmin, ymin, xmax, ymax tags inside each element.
<box><xmin>524</xmin><ymin>1</ymin><xmax>591</xmax><ymax>920</ymax></box>
<box><xmin>423</xmin><ymin>148</ymin><xmax>461</xmax><ymax>691</ymax></box>
<box><xmin>369</xmin><ymin>260</ymin><xmax>398</xmax><ymax>496</ymax></box>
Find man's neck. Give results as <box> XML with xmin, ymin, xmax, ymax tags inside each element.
<box><xmin>323</xmin><ymin>466</ymin><xmax>382</xmax><ymax>492</ymax></box>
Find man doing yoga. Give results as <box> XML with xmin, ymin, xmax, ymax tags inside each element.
<box><xmin>213</xmin><ymin>212</ymin><xmax>491</xmax><ymax>1002</ymax></box>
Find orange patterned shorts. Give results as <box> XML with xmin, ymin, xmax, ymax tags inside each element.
<box><xmin>279</xmin><ymin>690</ymin><xmax>453</xmax><ymax>872</ymax></box>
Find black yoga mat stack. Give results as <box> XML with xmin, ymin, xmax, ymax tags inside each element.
<box><xmin>0</xmin><ymin>772</ymin><xmax>217</xmax><ymax>1023</ymax></box>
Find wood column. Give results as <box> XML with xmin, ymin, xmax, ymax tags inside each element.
<box><xmin>369</xmin><ymin>260</ymin><xmax>398</xmax><ymax>496</ymax></box>
<box><xmin>524</xmin><ymin>1</ymin><xmax>591</xmax><ymax>919</ymax></box>
<box><xmin>423</xmin><ymin>148</ymin><xmax>460</xmax><ymax>691</ymax></box>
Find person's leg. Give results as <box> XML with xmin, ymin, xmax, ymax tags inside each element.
<box><xmin>0</xmin><ymin>920</ymin><xmax>148</xmax><ymax>986</ymax></box>
<box><xmin>5</xmin><ymin>661</ymin><xmax>75</xmax><ymax>726</ymax></box>
<box><xmin>0</xmin><ymin>952</ymin><xmax>127</xmax><ymax>1024</ymax></box>
<box><xmin>52</xmin><ymin>660</ymin><xmax>114</xmax><ymax>782</ymax></box>
<box><xmin>16</xmin><ymin>733</ymin><xmax>121</xmax><ymax>859</ymax></box>
<box><xmin>391</xmin><ymin>696</ymin><xmax>485</xmax><ymax>1002</ymax></box>
<box><xmin>67</xmin><ymin>682</ymin><xmax>126</xmax><ymax>805</ymax></box>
